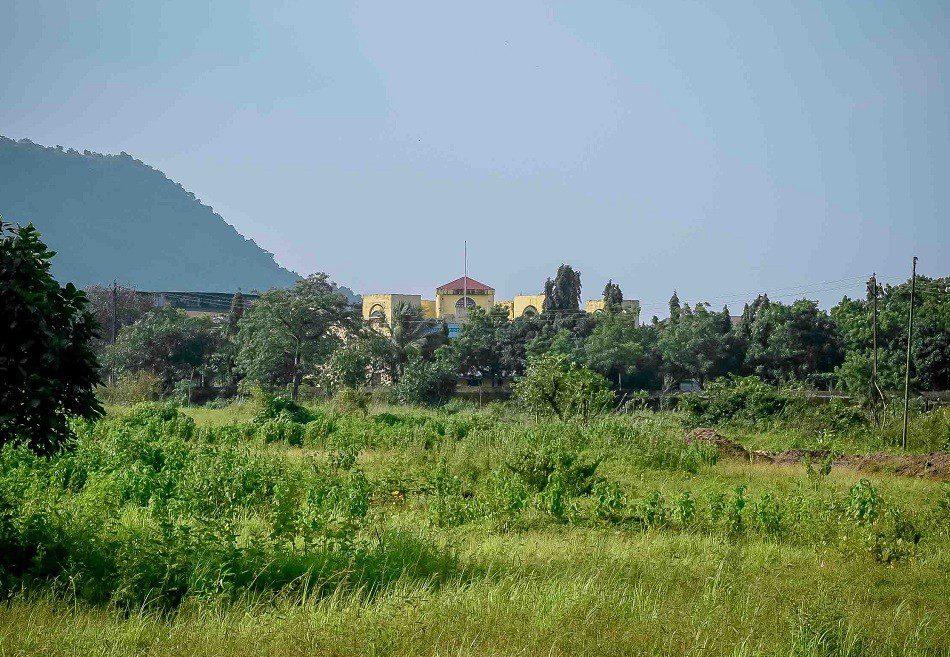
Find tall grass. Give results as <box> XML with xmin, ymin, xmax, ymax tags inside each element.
<box><xmin>0</xmin><ymin>401</ymin><xmax>948</xmax><ymax>655</ymax></box>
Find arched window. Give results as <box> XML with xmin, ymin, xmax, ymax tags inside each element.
<box><xmin>522</xmin><ymin>305</ymin><xmax>538</xmax><ymax>318</ymax></box>
<box><xmin>368</xmin><ymin>304</ymin><xmax>386</xmax><ymax>322</ymax></box>
<box><xmin>455</xmin><ymin>297</ymin><xmax>477</xmax><ymax>311</ymax></box>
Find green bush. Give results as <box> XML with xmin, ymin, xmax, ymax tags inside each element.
<box><xmin>97</xmin><ymin>371</ymin><xmax>163</xmax><ymax>405</ymax></box>
<box><xmin>0</xmin><ymin>409</ymin><xmax>370</xmax><ymax>608</ymax></box>
<box><xmin>253</xmin><ymin>392</ymin><xmax>314</xmax><ymax>424</ymax></box>
<box><xmin>392</xmin><ymin>359</ymin><xmax>457</xmax><ymax>406</ymax></box>
<box><xmin>681</xmin><ymin>376</ymin><xmax>786</xmax><ymax>425</ymax></box>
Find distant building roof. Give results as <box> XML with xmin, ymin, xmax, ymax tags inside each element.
<box><xmin>436</xmin><ymin>276</ymin><xmax>494</xmax><ymax>293</ymax></box>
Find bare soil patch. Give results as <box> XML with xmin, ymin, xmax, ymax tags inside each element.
<box><xmin>685</xmin><ymin>427</ymin><xmax>950</xmax><ymax>480</ymax></box>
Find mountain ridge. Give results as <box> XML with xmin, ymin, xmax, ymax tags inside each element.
<box><xmin>0</xmin><ymin>136</ymin><xmax>338</xmax><ymax>296</ymax></box>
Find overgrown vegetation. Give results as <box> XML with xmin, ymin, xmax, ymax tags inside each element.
<box><xmin>0</xmin><ymin>400</ymin><xmax>947</xmax><ymax>654</ymax></box>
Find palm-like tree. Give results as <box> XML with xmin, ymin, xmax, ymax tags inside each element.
<box><xmin>385</xmin><ymin>302</ymin><xmax>446</xmax><ymax>381</ymax></box>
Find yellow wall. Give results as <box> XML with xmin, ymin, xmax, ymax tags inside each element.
<box><xmin>509</xmin><ymin>294</ymin><xmax>545</xmax><ymax>319</ymax></box>
<box><xmin>435</xmin><ymin>291</ymin><xmax>495</xmax><ymax>321</ymax></box>
<box><xmin>584</xmin><ymin>299</ymin><xmax>641</xmax><ymax>324</ymax></box>
<box><xmin>362</xmin><ymin>294</ymin><xmax>422</xmax><ymax>325</ymax></box>
<box><xmin>420</xmin><ymin>299</ymin><xmax>437</xmax><ymax>319</ymax></box>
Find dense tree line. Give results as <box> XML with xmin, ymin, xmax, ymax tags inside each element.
<box><xmin>89</xmin><ymin>265</ymin><xmax>950</xmax><ymax>404</ymax></box>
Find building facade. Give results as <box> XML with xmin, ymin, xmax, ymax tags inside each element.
<box><xmin>362</xmin><ymin>276</ymin><xmax>639</xmax><ymax>327</ymax></box>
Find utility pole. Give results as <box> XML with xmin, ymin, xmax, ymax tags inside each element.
<box><xmin>868</xmin><ymin>273</ymin><xmax>879</xmax><ymax>424</ymax></box>
<box><xmin>901</xmin><ymin>257</ymin><xmax>917</xmax><ymax>450</ymax></box>
<box><xmin>110</xmin><ymin>279</ymin><xmax>118</xmax><ymax>344</ymax></box>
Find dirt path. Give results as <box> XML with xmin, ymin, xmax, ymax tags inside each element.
<box><xmin>686</xmin><ymin>427</ymin><xmax>950</xmax><ymax>480</ymax></box>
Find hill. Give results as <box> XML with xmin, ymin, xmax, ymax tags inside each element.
<box><xmin>0</xmin><ymin>136</ymin><xmax>305</xmax><ymax>294</ymax></box>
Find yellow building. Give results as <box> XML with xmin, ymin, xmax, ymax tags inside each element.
<box><xmin>585</xmin><ymin>299</ymin><xmax>641</xmax><ymax>317</ymax></box>
<box><xmin>362</xmin><ymin>278</ymin><xmax>639</xmax><ymax>327</ymax></box>
<box><xmin>434</xmin><ymin>276</ymin><xmax>495</xmax><ymax>321</ymax></box>
<box><xmin>509</xmin><ymin>294</ymin><xmax>545</xmax><ymax>319</ymax></box>
<box><xmin>362</xmin><ymin>294</ymin><xmax>425</xmax><ymax>324</ymax></box>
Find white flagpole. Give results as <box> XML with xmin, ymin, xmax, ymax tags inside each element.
<box><xmin>463</xmin><ymin>240</ymin><xmax>468</xmax><ymax>320</ymax></box>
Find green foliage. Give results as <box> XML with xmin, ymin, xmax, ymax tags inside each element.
<box><xmin>96</xmin><ymin>370</ymin><xmax>163</xmax><ymax>405</ymax></box>
<box><xmin>681</xmin><ymin>376</ymin><xmax>787</xmax><ymax>425</ymax></box>
<box><xmin>253</xmin><ymin>392</ymin><xmax>314</xmax><ymax>424</ymax></box>
<box><xmin>330</xmin><ymin>387</ymin><xmax>370</xmax><ymax>416</ymax></box>
<box><xmin>0</xmin><ymin>406</ymin><xmax>370</xmax><ymax>608</ymax></box>
<box><xmin>381</xmin><ymin>302</ymin><xmax>447</xmax><ymax>383</ymax></box>
<box><xmin>235</xmin><ymin>274</ymin><xmax>354</xmax><ymax>400</ymax></box>
<box><xmin>392</xmin><ymin>358</ymin><xmax>457</xmax><ymax>406</ymax></box>
<box><xmin>514</xmin><ymin>353</ymin><xmax>614</xmax><ymax>420</ymax></box>
<box><xmin>745</xmin><ymin>299</ymin><xmax>844</xmax><ymax>385</ymax></box>
<box><xmin>103</xmin><ymin>307</ymin><xmax>220</xmax><ymax>390</ymax></box>
<box><xmin>583</xmin><ymin>311</ymin><xmax>642</xmax><ymax>387</ymax></box>
<box><xmin>542</xmin><ymin>264</ymin><xmax>582</xmax><ymax>312</ymax></box>
<box><xmin>504</xmin><ymin>434</ymin><xmax>600</xmax><ymax>497</ymax></box>
<box><xmin>0</xmin><ymin>221</ymin><xmax>103</xmax><ymax>454</ymax></box>
<box><xmin>602</xmin><ymin>279</ymin><xmax>623</xmax><ymax>312</ymax></box>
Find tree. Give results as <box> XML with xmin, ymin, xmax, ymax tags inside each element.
<box><xmin>543</xmin><ymin>264</ymin><xmax>582</xmax><ymax>313</ymax></box>
<box><xmin>603</xmin><ymin>280</ymin><xmax>623</xmax><ymax>313</ymax></box>
<box><xmin>104</xmin><ymin>307</ymin><xmax>221</xmax><ymax>392</ymax></box>
<box><xmin>381</xmin><ymin>302</ymin><xmax>446</xmax><ymax>383</ymax></box>
<box><xmin>0</xmin><ymin>221</ymin><xmax>102</xmax><ymax>453</ymax></box>
<box><xmin>583</xmin><ymin>312</ymin><xmax>642</xmax><ymax>388</ymax></box>
<box><xmin>745</xmin><ymin>299</ymin><xmax>843</xmax><ymax>385</ymax></box>
<box><xmin>84</xmin><ymin>283</ymin><xmax>153</xmax><ymax>349</ymax></box>
<box><xmin>668</xmin><ymin>291</ymin><xmax>681</xmax><ymax>325</ymax></box>
<box><xmin>513</xmin><ymin>352</ymin><xmax>614</xmax><ymax>421</ymax></box>
<box><xmin>832</xmin><ymin>275</ymin><xmax>950</xmax><ymax>394</ymax></box>
<box><xmin>441</xmin><ymin>305</ymin><xmax>515</xmax><ymax>382</ymax></box>
<box><xmin>657</xmin><ymin>302</ymin><xmax>730</xmax><ymax>391</ymax></box>
<box><xmin>235</xmin><ymin>274</ymin><xmax>354</xmax><ymax>399</ymax></box>
<box><xmin>227</xmin><ymin>290</ymin><xmax>246</xmax><ymax>337</ymax></box>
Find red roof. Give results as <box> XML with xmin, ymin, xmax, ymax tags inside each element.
<box><xmin>436</xmin><ymin>276</ymin><xmax>494</xmax><ymax>293</ymax></box>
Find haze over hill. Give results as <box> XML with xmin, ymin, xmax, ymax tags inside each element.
<box><xmin>0</xmin><ymin>136</ymin><xmax>310</xmax><ymax>294</ymax></box>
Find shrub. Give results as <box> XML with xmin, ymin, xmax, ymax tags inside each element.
<box><xmin>330</xmin><ymin>387</ymin><xmax>370</xmax><ymax>416</ymax></box>
<box><xmin>681</xmin><ymin>376</ymin><xmax>786</xmax><ymax>426</ymax></box>
<box><xmin>97</xmin><ymin>371</ymin><xmax>163</xmax><ymax>405</ymax></box>
<box><xmin>254</xmin><ymin>392</ymin><xmax>314</xmax><ymax>424</ymax></box>
<box><xmin>513</xmin><ymin>353</ymin><xmax>614</xmax><ymax>421</ymax></box>
<box><xmin>256</xmin><ymin>416</ymin><xmax>304</xmax><ymax>445</ymax></box>
<box><xmin>392</xmin><ymin>359</ymin><xmax>456</xmax><ymax>406</ymax></box>
<box><xmin>504</xmin><ymin>435</ymin><xmax>600</xmax><ymax>496</ymax></box>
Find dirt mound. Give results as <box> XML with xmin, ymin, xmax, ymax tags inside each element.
<box><xmin>685</xmin><ymin>428</ymin><xmax>750</xmax><ymax>459</ymax></box>
<box><xmin>684</xmin><ymin>428</ymin><xmax>950</xmax><ymax>480</ymax></box>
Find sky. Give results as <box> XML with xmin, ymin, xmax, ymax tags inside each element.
<box><xmin>2</xmin><ymin>1</ymin><xmax>947</xmax><ymax>317</ymax></box>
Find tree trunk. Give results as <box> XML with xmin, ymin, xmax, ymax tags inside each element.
<box><xmin>291</xmin><ymin>342</ymin><xmax>302</xmax><ymax>401</ymax></box>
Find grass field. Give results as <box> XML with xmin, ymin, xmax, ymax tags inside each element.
<box><xmin>1</xmin><ymin>400</ymin><xmax>947</xmax><ymax>656</ymax></box>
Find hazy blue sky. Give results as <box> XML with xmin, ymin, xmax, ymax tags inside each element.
<box><xmin>2</xmin><ymin>1</ymin><xmax>947</xmax><ymax>316</ymax></box>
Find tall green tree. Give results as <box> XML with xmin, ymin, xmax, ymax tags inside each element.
<box><xmin>745</xmin><ymin>299</ymin><xmax>843</xmax><ymax>385</ymax></box>
<box><xmin>441</xmin><ymin>305</ymin><xmax>510</xmax><ymax>381</ymax></box>
<box><xmin>1</xmin><ymin>221</ymin><xmax>102</xmax><ymax>453</ymax></box>
<box><xmin>380</xmin><ymin>302</ymin><xmax>447</xmax><ymax>383</ymax></box>
<box><xmin>832</xmin><ymin>275</ymin><xmax>950</xmax><ymax>394</ymax></box>
<box><xmin>668</xmin><ymin>291</ymin><xmax>681</xmax><ymax>325</ymax></box>
<box><xmin>543</xmin><ymin>264</ymin><xmax>582</xmax><ymax>313</ymax></box>
<box><xmin>603</xmin><ymin>279</ymin><xmax>623</xmax><ymax>313</ymax></box>
<box><xmin>657</xmin><ymin>302</ymin><xmax>730</xmax><ymax>391</ymax></box>
<box><xmin>235</xmin><ymin>274</ymin><xmax>354</xmax><ymax>399</ymax></box>
<box><xmin>583</xmin><ymin>311</ymin><xmax>642</xmax><ymax>387</ymax></box>
<box><xmin>104</xmin><ymin>307</ymin><xmax>221</xmax><ymax>391</ymax></box>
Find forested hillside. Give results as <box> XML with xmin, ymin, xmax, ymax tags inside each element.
<box><xmin>0</xmin><ymin>136</ymin><xmax>300</xmax><ymax>292</ymax></box>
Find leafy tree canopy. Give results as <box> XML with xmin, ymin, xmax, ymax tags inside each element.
<box><xmin>235</xmin><ymin>274</ymin><xmax>354</xmax><ymax>399</ymax></box>
<box><xmin>0</xmin><ymin>221</ymin><xmax>102</xmax><ymax>453</ymax></box>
